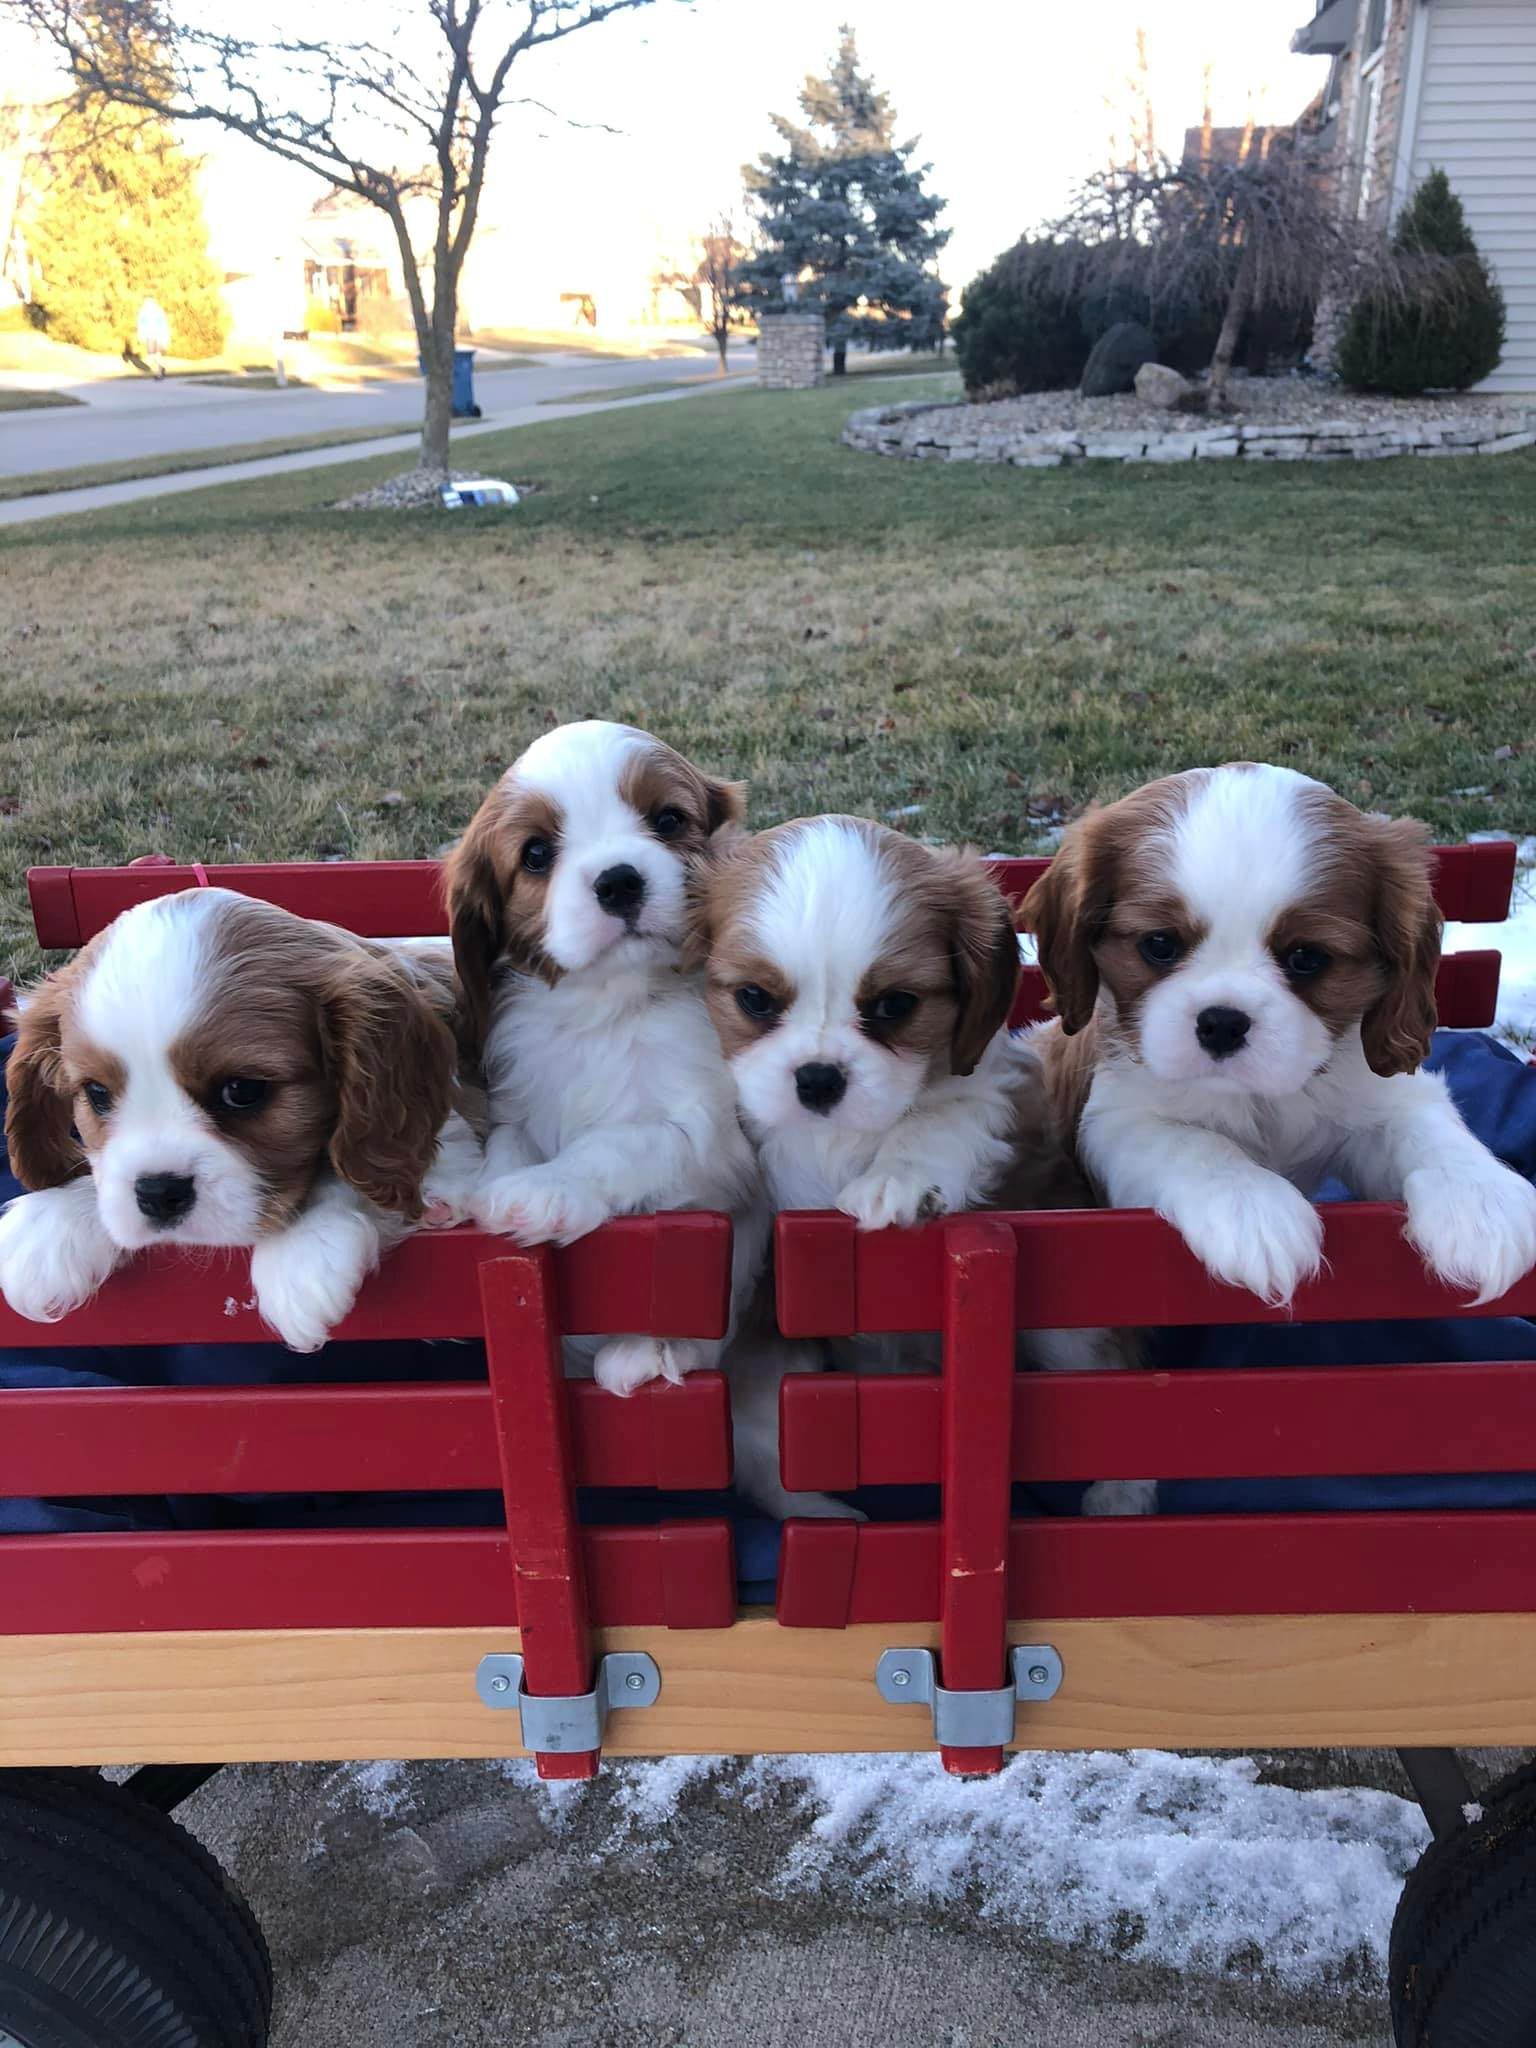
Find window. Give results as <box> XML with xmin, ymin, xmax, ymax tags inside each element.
<box><xmin>1364</xmin><ymin>0</ymin><xmax>1389</xmax><ymax>54</ymax></box>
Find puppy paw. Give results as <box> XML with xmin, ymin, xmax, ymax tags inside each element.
<box><xmin>1082</xmin><ymin>1478</ymin><xmax>1159</xmax><ymax>1518</ymax></box>
<box><xmin>1405</xmin><ymin>1159</ymin><xmax>1536</xmax><ymax>1306</ymax></box>
<box><xmin>0</xmin><ymin>1190</ymin><xmax>118</xmax><ymax>1322</ymax></box>
<box><xmin>471</xmin><ymin>1168</ymin><xmax>608</xmax><ymax>1246</ymax></box>
<box><xmin>251</xmin><ymin>1215</ymin><xmax>377</xmax><ymax>1353</ymax></box>
<box><xmin>1170</xmin><ymin>1175</ymin><xmax>1324</xmax><ymax>1306</ymax></box>
<box><xmin>835</xmin><ymin>1171</ymin><xmax>947</xmax><ymax>1233</ymax></box>
<box><xmin>593</xmin><ymin>1337</ymin><xmax>703</xmax><ymax>1395</ymax></box>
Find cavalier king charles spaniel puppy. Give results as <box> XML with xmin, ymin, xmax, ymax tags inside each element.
<box><xmin>0</xmin><ymin>889</ymin><xmax>481</xmax><ymax>1351</ymax></box>
<box><xmin>1022</xmin><ymin>762</ymin><xmax>1536</xmax><ymax>1308</ymax></box>
<box><xmin>445</xmin><ymin>720</ymin><xmax>765</xmax><ymax>1398</ymax></box>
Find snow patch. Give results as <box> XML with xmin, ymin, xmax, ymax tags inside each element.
<box><xmin>1447</xmin><ymin>836</ymin><xmax>1536</xmax><ymax>1048</ymax></box>
<box><xmin>338</xmin><ymin>1759</ymin><xmax>415</xmax><ymax>1820</ymax></box>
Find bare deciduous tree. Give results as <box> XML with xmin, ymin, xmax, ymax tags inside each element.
<box><xmin>656</xmin><ymin>210</ymin><xmax>746</xmax><ymax>371</ymax></box>
<box><xmin>5</xmin><ymin>0</ymin><xmax>666</xmax><ymax>470</ymax></box>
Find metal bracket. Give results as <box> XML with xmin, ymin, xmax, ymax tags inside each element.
<box><xmin>874</xmin><ymin>1645</ymin><xmax>1063</xmax><ymax>1747</ymax></box>
<box><xmin>475</xmin><ymin>1651</ymin><xmax>661</xmax><ymax>1753</ymax></box>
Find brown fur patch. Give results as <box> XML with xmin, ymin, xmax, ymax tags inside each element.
<box><xmin>442</xmin><ymin>784</ymin><xmax>565</xmax><ymax>1057</ymax></box>
<box><xmin>618</xmin><ymin>744</ymin><xmax>745</xmax><ymax>847</ymax></box>
<box><xmin>5</xmin><ymin>968</ymin><xmax>91</xmax><ymax>1188</ymax></box>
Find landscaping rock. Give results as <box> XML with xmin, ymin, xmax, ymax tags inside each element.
<box><xmin>1079</xmin><ymin>322</ymin><xmax>1157</xmax><ymax>398</ymax></box>
<box><xmin>1134</xmin><ymin>362</ymin><xmax>1194</xmax><ymax>409</ymax></box>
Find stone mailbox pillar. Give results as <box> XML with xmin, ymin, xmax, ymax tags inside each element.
<box><xmin>757</xmin><ymin>312</ymin><xmax>826</xmax><ymax>390</ymax></box>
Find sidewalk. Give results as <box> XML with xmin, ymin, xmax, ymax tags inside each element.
<box><xmin>0</xmin><ymin>376</ymin><xmax>750</xmax><ymax>529</ymax></box>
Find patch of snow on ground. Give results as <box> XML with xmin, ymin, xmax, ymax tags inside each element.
<box><xmin>596</xmin><ymin>1749</ymin><xmax>1428</xmax><ymax>1987</ymax></box>
<box><xmin>1449</xmin><ymin>836</ymin><xmax>1536</xmax><ymax>1049</ymax></box>
<box><xmin>335</xmin><ymin>1759</ymin><xmax>415</xmax><ymax>1820</ymax></box>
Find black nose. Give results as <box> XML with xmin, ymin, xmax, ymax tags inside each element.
<box><xmin>135</xmin><ymin>1171</ymin><xmax>196</xmax><ymax>1225</ymax></box>
<box><xmin>1195</xmin><ymin>1006</ymin><xmax>1252</xmax><ymax>1059</ymax></box>
<box><xmin>594</xmin><ymin>864</ymin><xmax>645</xmax><ymax>918</ymax></box>
<box><xmin>794</xmin><ymin>1062</ymin><xmax>847</xmax><ymax>1114</ymax></box>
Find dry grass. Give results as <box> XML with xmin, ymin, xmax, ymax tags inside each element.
<box><xmin>3</xmin><ymin>374</ymin><xmax>1533</xmax><ymax>979</ymax></box>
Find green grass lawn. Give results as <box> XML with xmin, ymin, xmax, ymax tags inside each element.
<box><xmin>2</xmin><ymin>374</ymin><xmax>1533</xmax><ymax>977</ymax></box>
<box><xmin>538</xmin><ymin>371</ymin><xmax>749</xmax><ymax>404</ymax></box>
<box><xmin>0</xmin><ymin>387</ymin><xmax>83</xmax><ymax>411</ymax></box>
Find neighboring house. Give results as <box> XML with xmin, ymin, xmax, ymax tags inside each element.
<box><xmin>1293</xmin><ymin>0</ymin><xmax>1536</xmax><ymax>390</ymax></box>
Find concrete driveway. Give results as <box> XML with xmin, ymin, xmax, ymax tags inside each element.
<box><xmin>0</xmin><ymin>345</ymin><xmax>745</xmax><ymax>480</ymax></box>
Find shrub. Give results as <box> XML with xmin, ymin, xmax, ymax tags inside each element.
<box><xmin>1338</xmin><ymin>169</ymin><xmax>1504</xmax><ymax>394</ymax></box>
<box><xmin>951</xmin><ymin>237</ymin><xmax>1094</xmax><ymax>397</ymax></box>
<box><xmin>305</xmin><ymin>298</ymin><xmax>343</xmax><ymax>334</ymax></box>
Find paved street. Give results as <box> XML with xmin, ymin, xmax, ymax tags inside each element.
<box><xmin>0</xmin><ymin>343</ymin><xmax>744</xmax><ymax>480</ymax></box>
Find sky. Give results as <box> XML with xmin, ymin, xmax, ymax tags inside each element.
<box><xmin>17</xmin><ymin>0</ymin><xmax>1333</xmax><ymax>306</ymax></box>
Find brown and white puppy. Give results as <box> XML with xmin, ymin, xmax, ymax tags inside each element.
<box><xmin>1022</xmin><ymin>762</ymin><xmax>1536</xmax><ymax>1306</ymax></box>
<box><xmin>0</xmin><ymin>888</ymin><xmax>480</xmax><ymax>1350</ymax></box>
<box><xmin>691</xmin><ymin>815</ymin><xmax>1148</xmax><ymax>1513</ymax></box>
<box><xmin>445</xmin><ymin>719</ymin><xmax>765</xmax><ymax>1398</ymax></box>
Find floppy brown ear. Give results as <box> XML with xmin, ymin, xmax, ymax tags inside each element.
<box><xmin>945</xmin><ymin>852</ymin><xmax>1021</xmax><ymax>1077</ymax></box>
<box><xmin>4</xmin><ymin>973</ymin><xmax>85</xmax><ymax>1190</ymax></box>
<box><xmin>1018</xmin><ymin>824</ymin><xmax>1103</xmax><ymax>1036</ymax></box>
<box><xmin>1361</xmin><ymin>816</ymin><xmax>1442</xmax><ymax>1078</ymax></box>
<box><xmin>681</xmin><ymin>821</ymin><xmax>750</xmax><ymax>972</ymax></box>
<box><xmin>703</xmin><ymin>778</ymin><xmax>747</xmax><ymax>833</ymax></box>
<box><xmin>442</xmin><ymin>804</ymin><xmax>506</xmax><ymax>1063</ymax></box>
<box><xmin>323</xmin><ymin>953</ymin><xmax>456</xmax><ymax>1219</ymax></box>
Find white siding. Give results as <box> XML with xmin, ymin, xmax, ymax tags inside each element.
<box><xmin>1409</xmin><ymin>0</ymin><xmax>1536</xmax><ymax>390</ymax></box>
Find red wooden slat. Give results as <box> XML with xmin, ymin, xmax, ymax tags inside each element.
<box><xmin>938</xmin><ymin>1219</ymin><xmax>1017</xmax><ymax>1774</ymax></box>
<box><xmin>1009</xmin><ymin>950</ymin><xmax>1503</xmax><ymax>1031</ymax></box>
<box><xmin>0</xmin><ymin>1213</ymin><xmax>732</xmax><ymax>1350</ymax></box>
<box><xmin>0</xmin><ymin>1523</ymin><xmax>735</xmax><ymax>1634</ymax></box>
<box><xmin>482</xmin><ymin>1251</ymin><xmax>597</xmax><ymax>1780</ymax></box>
<box><xmin>776</xmin><ymin>1205</ymin><xmax>1536</xmax><ymax>1339</ymax></box>
<box><xmin>778</xmin><ymin>1511</ymin><xmax>1536</xmax><ymax>1625</ymax></box>
<box><xmin>782</xmin><ymin>1360</ymin><xmax>1536</xmax><ymax>1490</ymax></box>
<box><xmin>0</xmin><ymin>1374</ymin><xmax>732</xmax><ymax>1499</ymax></box>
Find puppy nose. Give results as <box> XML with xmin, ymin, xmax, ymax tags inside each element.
<box><xmin>593</xmin><ymin>864</ymin><xmax>645</xmax><ymax>918</ymax></box>
<box><xmin>1195</xmin><ymin>1006</ymin><xmax>1251</xmax><ymax>1060</ymax></box>
<box><xmin>135</xmin><ymin>1171</ymin><xmax>197</xmax><ymax>1225</ymax></box>
<box><xmin>794</xmin><ymin>1063</ymin><xmax>847</xmax><ymax>1114</ymax></box>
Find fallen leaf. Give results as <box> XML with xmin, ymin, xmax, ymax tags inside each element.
<box><xmin>378</xmin><ymin>790</ymin><xmax>405</xmax><ymax>806</ymax></box>
<box><xmin>246</xmin><ymin>755</ymin><xmax>271</xmax><ymax>770</ymax></box>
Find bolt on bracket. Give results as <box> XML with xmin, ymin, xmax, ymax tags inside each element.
<box><xmin>874</xmin><ymin>1645</ymin><xmax>1063</xmax><ymax>1748</ymax></box>
<box><xmin>475</xmin><ymin>1651</ymin><xmax>660</xmax><ymax>1753</ymax></box>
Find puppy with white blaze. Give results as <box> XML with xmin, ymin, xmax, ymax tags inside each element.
<box><xmin>0</xmin><ymin>889</ymin><xmax>482</xmax><ymax>1351</ymax></box>
<box><xmin>1022</xmin><ymin>763</ymin><xmax>1536</xmax><ymax>1308</ymax></box>
<box><xmin>445</xmin><ymin>720</ymin><xmax>765</xmax><ymax>1399</ymax></box>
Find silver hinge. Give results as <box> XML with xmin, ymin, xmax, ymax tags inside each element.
<box><xmin>475</xmin><ymin>1651</ymin><xmax>661</xmax><ymax>1752</ymax></box>
<box><xmin>874</xmin><ymin>1644</ymin><xmax>1063</xmax><ymax>1747</ymax></box>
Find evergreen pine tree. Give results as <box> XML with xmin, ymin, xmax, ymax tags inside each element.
<box><xmin>737</xmin><ymin>26</ymin><xmax>947</xmax><ymax>374</ymax></box>
<box><xmin>27</xmin><ymin>15</ymin><xmax>227</xmax><ymax>361</ymax></box>
<box><xmin>1338</xmin><ymin>168</ymin><xmax>1504</xmax><ymax>394</ymax></box>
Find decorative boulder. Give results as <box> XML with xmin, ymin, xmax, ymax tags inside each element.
<box><xmin>1134</xmin><ymin>361</ymin><xmax>1194</xmax><ymax>409</ymax></box>
<box><xmin>1080</xmin><ymin>321</ymin><xmax>1157</xmax><ymax>397</ymax></box>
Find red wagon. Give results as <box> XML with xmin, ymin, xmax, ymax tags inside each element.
<box><xmin>1</xmin><ymin>847</ymin><xmax>1533</xmax><ymax>2048</ymax></box>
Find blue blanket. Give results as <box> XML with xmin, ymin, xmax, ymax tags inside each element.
<box><xmin>2</xmin><ymin>1029</ymin><xmax>1533</xmax><ymax>1599</ymax></box>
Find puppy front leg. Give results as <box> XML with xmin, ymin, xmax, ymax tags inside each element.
<box><xmin>472</xmin><ymin>1122</ymin><xmax>699</xmax><ymax>1245</ymax></box>
<box><xmin>1083</xmin><ymin>1110</ymin><xmax>1323</xmax><ymax>1306</ymax></box>
<box><xmin>1339</xmin><ymin>1069</ymin><xmax>1536</xmax><ymax>1304</ymax></box>
<box><xmin>835</xmin><ymin>1092</ymin><xmax>1012</xmax><ymax>1231</ymax></box>
<box><xmin>420</xmin><ymin>1110</ymin><xmax>484</xmax><ymax>1228</ymax></box>
<box><xmin>0</xmin><ymin>1180</ymin><xmax>123</xmax><ymax>1322</ymax></box>
<box><xmin>250</xmin><ymin>1175</ymin><xmax>387</xmax><ymax>1353</ymax></box>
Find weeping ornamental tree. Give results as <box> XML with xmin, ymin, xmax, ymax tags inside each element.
<box><xmin>7</xmin><ymin>0</ymin><xmax>663</xmax><ymax>472</ymax></box>
<box><xmin>735</xmin><ymin>26</ymin><xmax>947</xmax><ymax>374</ymax></box>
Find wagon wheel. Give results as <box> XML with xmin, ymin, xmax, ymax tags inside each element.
<box><xmin>1390</xmin><ymin>1757</ymin><xmax>1536</xmax><ymax>2047</ymax></box>
<box><xmin>0</xmin><ymin>1770</ymin><xmax>271</xmax><ymax>2048</ymax></box>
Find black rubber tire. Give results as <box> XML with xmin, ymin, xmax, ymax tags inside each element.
<box><xmin>0</xmin><ymin>1769</ymin><xmax>271</xmax><ymax>2048</ymax></box>
<box><xmin>1389</xmin><ymin>1757</ymin><xmax>1536</xmax><ymax>2046</ymax></box>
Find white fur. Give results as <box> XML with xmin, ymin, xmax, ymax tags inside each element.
<box><xmin>0</xmin><ymin>1176</ymin><xmax>124</xmax><ymax>1322</ymax></box>
<box><xmin>470</xmin><ymin>723</ymin><xmax>766</xmax><ymax>1399</ymax></box>
<box><xmin>1079</xmin><ymin>767</ymin><xmax>1536</xmax><ymax>1306</ymax></box>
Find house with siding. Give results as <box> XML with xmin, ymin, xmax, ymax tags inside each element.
<box><xmin>1293</xmin><ymin>0</ymin><xmax>1536</xmax><ymax>389</ymax></box>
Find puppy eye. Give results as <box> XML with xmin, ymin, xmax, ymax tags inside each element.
<box><xmin>651</xmin><ymin>806</ymin><xmax>688</xmax><ymax>840</ymax></box>
<box><xmin>82</xmin><ymin>1081</ymin><xmax>113</xmax><ymax>1116</ymax></box>
<box><xmin>865</xmin><ymin>990</ymin><xmax>918</xmax><ymax>1024</ymax></box>
<box><xmin>735</xmin><ymin>984</ymin><xmax>780</xmax><ymax>1021</ymax></box>
<box><xmin>216</xmin><ymin>1078</ymin><xmax>269</xmax><ymax>1114</ymax></box>
<box><xmin>1283</xmin><ymin>944</ymin><xmax>1330</xmax><ymax>979</ymax></box>
<box><xmin>521</xmin><ymin>836</ymin><xmax>555</xmax><ymax>874</ymax></box>
<box><xmin>1138</xmin><ymin>932</ymin><xmax>1183</xmax><ymax>967</ymax></box>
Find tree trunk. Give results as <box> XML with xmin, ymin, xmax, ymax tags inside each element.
<box><xmin>1209</xmin><ymin>240</ymin><xmax>1255</xmax><ymax>408</ymax></box>
<box><xmin>832</xmin><ymin>344</ymin><xmax>847</xmax><ymax>375</ymax></box>
<box><xmin>421</xmin><ymin>330</ymin><xmax>455</xmax><ymax>472</ymax></box>
<box><xmin>715</xmin><ymin>329</ymin><xmax>729</xmax><ymax>373</ymax></box>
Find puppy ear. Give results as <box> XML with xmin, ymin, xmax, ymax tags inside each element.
<box><xmin>1019</xmin><ymin>822</ymin><xmax>1103</xmax><ymax>1036</ymax></box>
<box><xmin>1361</xmin><ymin>816</ymin><xmax>1442</xmax><ymax>1078</ymax></box>
<box><xmin>323</xmin><ymin>952</ymin><xmax>456</xmax><ymax>1219</ymax></box>
<box><xmin>703</xmin><ymin>778</ymin><xmax>747</xmax><ymax>833</ymax></box>
<box><xmin>945</xmin><ymin>853</ymin><xmax>1021</xmax><ymax>1077</ymax></box>
<box><xmin>682</xmin><ymin>821</ymin><xmax>750</xmax><ymax>973</ymax></box>
<box><xmin>4</xmin><ymin>973</ymin><xmax>85</xmax><ymax>1190</ymax></box>
<box><xmin>442</xmin><ymin>804</ymin><xmax>505</xmax><ymax>1062</ymax></box>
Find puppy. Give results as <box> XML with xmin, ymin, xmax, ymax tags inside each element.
<box><xmin>690</xmin><ymin>816</ymin><xmax>1147</xmax><ymax>1512</ymax></box>
<box><xmin>0</xmin><ymin>889</ymin><xmax>481</xmax><ymax>1351</ymax></box>
<box><xmin>445</xmin><ymin>720</ymin><xmax>765</xmax><ymax>1396</ymax></box>
<box><xmin>1022</xmin><ymin>763</ymin><xmax>1536</xmax><ymax>1307</ymax></box>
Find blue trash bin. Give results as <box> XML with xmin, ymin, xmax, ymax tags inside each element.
<box><xmin>418</xmin><ymin>348</ymin><xmax>481</xmax><ymax>418</ymax></box>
